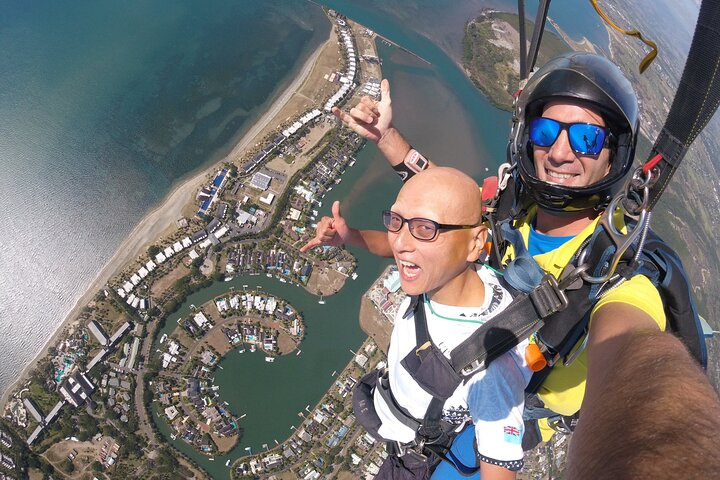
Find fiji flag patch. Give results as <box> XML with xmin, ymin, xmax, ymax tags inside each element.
<box><xmin>503</xmin><ymin>425</ymin><xmax>522</xmax><ymax>444</ymax></box>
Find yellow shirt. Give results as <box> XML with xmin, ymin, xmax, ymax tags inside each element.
<box><xmin>504</xmin><ymin>208</ymin><xmax>666</xmax><ymax>416</ymax></box>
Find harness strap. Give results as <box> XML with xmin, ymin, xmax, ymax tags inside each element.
<box><xmin>410</xmin><ymin>297</ymin><xmax>449</xmax><ymax>440</ymax></box>
<box><xmin>376</xmin><ymin>370</ymin><xmax>422</xmax><ymax>432</ymax></box>
<box><xmin>408</xmin><ymin>295</ymin><xmax>480</xmax><ymax>476</ymax></box>
<box><xmin>450</xmin><ymin>291</ymin><xmax>546</xmax><ymax>377</ymax></box>
<box><xmin>645</xmin><ymin>0</ymin><xmax>720</xmax><ymax>210</ymax></box>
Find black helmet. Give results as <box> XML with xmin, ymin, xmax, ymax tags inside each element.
<box><xmin>509</xmin><ymin>52</ymin><xmax>639</xmax><ymax>213</ymax></box>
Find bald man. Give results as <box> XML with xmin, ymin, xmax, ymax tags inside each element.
<box><xmin>305</xmin><ymin>168</ymin><xmax>532</xmax><ymax>479</ymax></box>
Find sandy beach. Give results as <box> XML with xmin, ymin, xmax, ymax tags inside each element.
<box><xmin>1</xmin><ymin>32</ymin><xmax>332</xmax><ymax>409</ymax></box>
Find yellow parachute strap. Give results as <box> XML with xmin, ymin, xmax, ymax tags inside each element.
<box><xmin>590</xmin><ymin>0</ymin><xmax>658</xmax><ymax>73</ymax></box>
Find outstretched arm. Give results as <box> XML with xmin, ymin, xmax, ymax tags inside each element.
<box><xmin>569</xmin><ymin>325</ymin><xmax>720</xmax><ymax>478</ymax></box>
<box><xmin>299</xmin><ymin>201</ymin><xmax>393</xmax><ymax>257</ymax></box>
<box><xmin>332</xmin><ymin>79</ymin><xmax>436</xmax><ymax>172</ymax></box>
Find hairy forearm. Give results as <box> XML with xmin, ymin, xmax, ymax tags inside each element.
<box><xmin>345</xmin><ymin>229</ymin><xmax>393</xmax><ymax>258</ymax></box>
<box><xmin>569</xmin><ymin>331</ymin><xmax>720</xmax><ymax>478</ymax></box>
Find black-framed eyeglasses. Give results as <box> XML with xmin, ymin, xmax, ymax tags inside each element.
<box><xmin>529</xmin><ymin>117</ymin><xmax>613</xmax><ymax>155</ymax></box>
<box><xmin>382</xmin><ymin>210</ymin><xmax>480</xmax><ymax>241</ymax></box>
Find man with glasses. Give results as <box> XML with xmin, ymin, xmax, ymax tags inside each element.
<box><xmin>304</xmin><ymin>53</ymin><xmax>667</xmax><ymax>448</ymax></box>
<box><xmin>345</xmin><ymin>166</ymin><xmax>531</xmax><ymax>479</ymax></box>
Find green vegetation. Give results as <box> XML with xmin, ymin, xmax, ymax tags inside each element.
<box><xmin>27</xmin><ymin>381</ymin><xmax>60</xmax><ymax>416</ymax></box>
<box><xmin>462</xmin><ymin>10</ymin><xmax>570</xmax><ymax>111</ymax></box>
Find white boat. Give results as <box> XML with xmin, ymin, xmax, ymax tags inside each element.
<box><xmin>349</xmin><ymin>159</ymin><xmax>356</xmax><ymax>166</ymax></box>
<box><xmin>225</xmin><ymin>460</ymin><xmax>231</xmax><ymax>467</ymax></box>
<box><xmin>250</xmin><ymin>345</ymin><xmax>256</xmax><ymax>353</ymax></box>
<box><xmin>318</xmin><ymin>295</ymin><xmax>325</xmax><ymax>305</ymax></box>
<box><xmin>170</xmin><ymin>433</ymin><xmax>177</xmax><ymax>440</ymax></box>
<box><xmin>265</xmin><ymin>357</ymin><xmax>275</xmax><ymax>363</ymax></box>
<box><xmin>209</xmin><ymin>457</ymin><xmax>214</xmax><ymax>461</ymax></box>
<box><xmin>238</xmin><ymin>348</ymin><xmax>246</xmax><ymax>354</ymax></box>
<box><xmin>351</xmin><ymin>272</ymin><xmax>359</xmax><ymax>280</ymax></box>
<box><xmin>242</xmin><ymin>284</ymin><xmax>248</xmax><ymax>288</ymax></box>
<box><xmin>240</xmin><ymin>413</ymin><xmax>247</xmax><ymax>419</ymax></box>
<box><xmin>266</xmin><ymin>273</ymin><xmax>272</xmax><ymax>278</ymax></box>
<box><xmin>296</xmin><ymin>350</ymin><xmax>302</xmax><ymax>356</ymax></box>
<box><xmin>224</xmin><ymin>276</ymin><xmax>234</xmax><ymax>282</ymax></box>
<box><xmin>160</xmin><ymin>334</ymin><xmax>168</xmax><ymax>344</ymax></box>
<box><xmin>279</xmin><ymin>278</ymin><xmax>287</xmax><ymax>283</ymax></box>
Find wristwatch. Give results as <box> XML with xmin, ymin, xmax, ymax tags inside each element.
<box><xmin>403</xmin><ymin>149</ymin><xmax>429</xmax><ymax>173</ymax></box>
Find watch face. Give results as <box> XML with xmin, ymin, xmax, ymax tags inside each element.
<box><xmin>414</xmin><ymin>157</ymin><xmax>427</xmax><ymax>170</ymax></box>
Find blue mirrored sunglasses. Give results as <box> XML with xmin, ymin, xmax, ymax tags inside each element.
<box><xmin>529</xmin><ymin>117</ymin><xmax>611</xmax><ymax>155</ymax></box>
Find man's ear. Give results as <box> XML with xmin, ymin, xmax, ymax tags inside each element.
<box><xmin>467</xmin><ymin>226</ymin><xmax>488</xmax><ymax>262</ymax></box>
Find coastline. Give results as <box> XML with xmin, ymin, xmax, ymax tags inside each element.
<box><xmin>0</xmin><ymin>34</ymin><xmax>330</xmax><ymax>410</ymax></box>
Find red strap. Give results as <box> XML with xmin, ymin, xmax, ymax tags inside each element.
<box><xmin>642</xmin><ymin>153</ymin><xmax>663</xmax><ymax>173</ymax></box>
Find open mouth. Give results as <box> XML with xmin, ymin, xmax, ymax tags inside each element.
<box><xmin>398</xmin><ymin>260</ymin><xmax>421</xmax><ymax>281</ymax></box>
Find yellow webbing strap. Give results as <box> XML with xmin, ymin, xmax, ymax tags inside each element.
<box><xmin>590</xmin><ymin>0</ymin><xmax>658</xmax><ymax>73</ymax></box>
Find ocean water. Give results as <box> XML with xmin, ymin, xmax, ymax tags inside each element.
<box><xmin>0</xmin><ymin>0</ymin><xmax>330</xmax><ymax>394</ymax></box>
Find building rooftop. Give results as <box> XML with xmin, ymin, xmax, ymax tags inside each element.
<box><xmin>250</xmin><ymin>172</ymin><xmax>272</xmax><ymax>191</ymax></box>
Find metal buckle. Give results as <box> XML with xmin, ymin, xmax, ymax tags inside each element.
<box><xmin>459</xmin><ymin>358</ymin><xmax>485</xmax><ymax>378</ymax></box>
<box><xmin>497</xmin><ymin>162</ymin><xmax>514</xmax><ymax>191</ymax></box>
<box><xmin>577</xmin><ymin>191</ymin><xmax>649</xmax><ymax>284</ymax></box>
<box><xmin>563</xmin><ymin>331</ymin><xmax>590</xmax><ymax>367</ymax></box>
<box><xmin>529</xmin><ymin>274</ymin><xmax>569</xmax><ymax>318</ymax></box>
<box><xmin>548</xmin><ymin>415</ymin><xmax>576</xmax><ymax>435</ymax></box>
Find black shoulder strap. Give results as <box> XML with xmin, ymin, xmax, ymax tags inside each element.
<box><xmin>410</xmin><ymin>296</ymin><xmax>481</xmax><ymax>476</ymax></box>
<box><xmin>409</xmin><ymin>296</ymin><xmax>446</xmax><ymax>441</ymax></box>
<box><xmin>449</xmin><ymin>289</ymin><xmax>547</xmax><ymax>376</ymax></box>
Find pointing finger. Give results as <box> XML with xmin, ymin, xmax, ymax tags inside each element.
<box><xmin>300</xmin><ymin>237</ymin><xmax>321</xmax><ymax>253</ymax></box>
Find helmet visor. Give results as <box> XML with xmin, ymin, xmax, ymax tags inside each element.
<box><xmin>529</xmin><ymin>117</ymin><xmax>609</xmax><ymax>155</ymax></box>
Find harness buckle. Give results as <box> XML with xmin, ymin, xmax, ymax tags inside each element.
<box><xmin>459</xmin><ymin>358</ymin><xmax>485</xmax><ymax>377</ymax></box>
<box><xmin>529</xmin><ymin>274</ymin><xmax>569</xmax><ymax>318</ymax></box>
<box><xmin>577</xmin><ymin>191</ymin><xmax>650</xmax><ymax>284</ymax></box>
<box><xmin>395</xmin><ymin>439</ymin><xmax>427</xmax><ymax>460</ymax></box>
<box><xmin>497</xmin><ymin>162</ymin><xmax>514</xmax><ymax>191</ymax></box>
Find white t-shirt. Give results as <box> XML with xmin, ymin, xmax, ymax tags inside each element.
<box><xmin>373</xmin><ymin>265</ymin><xmax>531</xmax><ymax>464</ymax></box>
